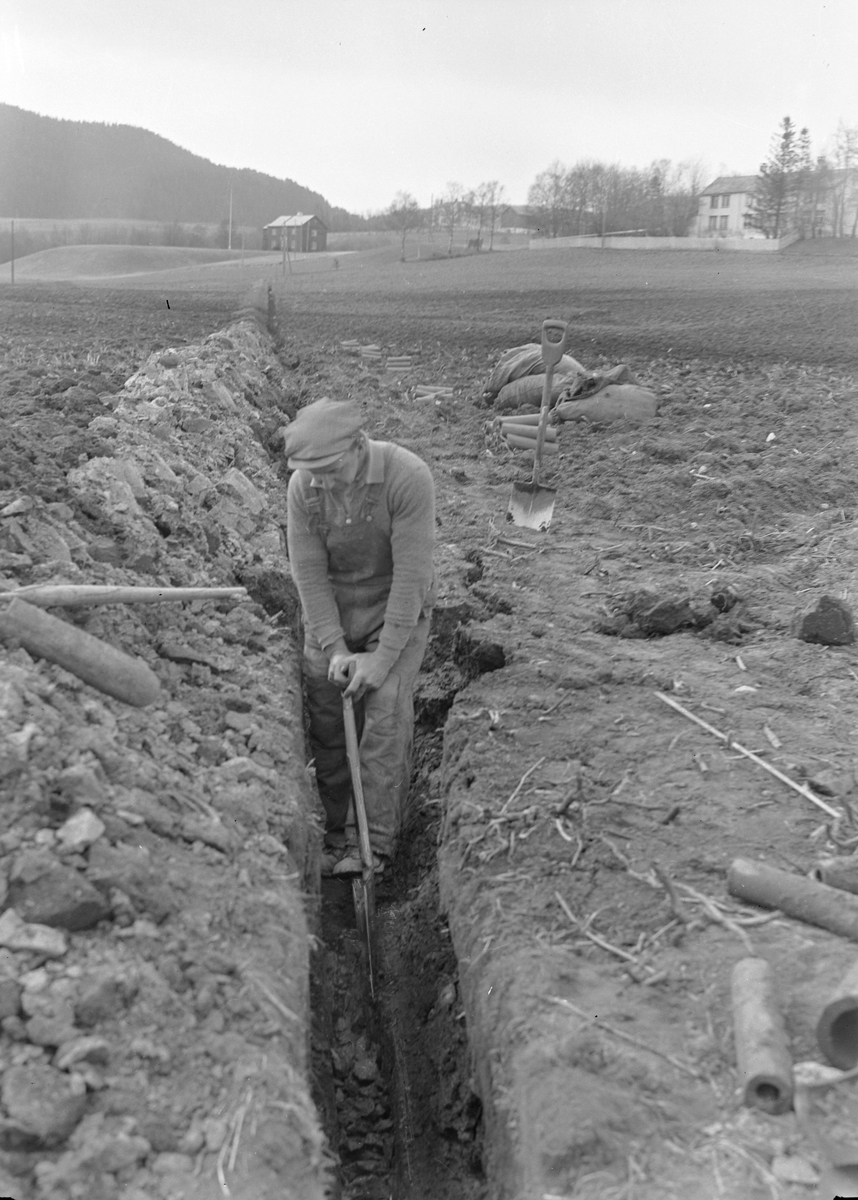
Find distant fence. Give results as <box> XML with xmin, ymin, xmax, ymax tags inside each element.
<box><xmin>528</xmin><ymin>232</ymin><xmax>801</xmax><ymax>253</ymax></box>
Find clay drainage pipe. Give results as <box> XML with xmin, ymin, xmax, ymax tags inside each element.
<box><xmin>0</xmin><ymin>585</ymin><xmax>247</xmax><ymax>708</ymax></box>
<box><xmin>731</xmin><ymin>957</ymin><xmax>793</xmax><ymax>1114</ymax></box>
<box><xmin>728</xmin><ymin>857</ymin><xmax>858</xmax><ymax>943</ymax></box>
<box><xmin>0</xmin><ymin>597</ymin><xmax>160</xmax><ymax>708</ymax></box>
<box><xmin>817</xmin><ymin>962</ymin><xmax>858</xmax><ymax>1069</ymax></box>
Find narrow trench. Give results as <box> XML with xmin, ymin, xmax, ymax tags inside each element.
<box><xmin>308</xmin><ymin>621</ymin><xmax>502</xmax><ymax>1200</ymax></box>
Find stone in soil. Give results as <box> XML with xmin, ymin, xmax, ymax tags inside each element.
<box><xmin>0</xmin><ymin>1063</ymin><xmax>87</xmax><ymax>1148</ymax></box>
<box><xmin>0</xmin><ymin>909</ymin><xmax>68</xmax><ymax>958</ymax></box>
<box><xmin>796</xmin><ymin>593</ymin><xmax>856</xmax><ymax>645</ymax></box>
<box><xmin>7</xmin><ymin>853</ymin><xmax>110</xmax><ymax>931</ymax></box>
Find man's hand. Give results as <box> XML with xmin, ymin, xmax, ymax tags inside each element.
<box><xmin>328</xmin><ymin>650</ymin><xmax>391</xmax><ymax>699</ymax></box>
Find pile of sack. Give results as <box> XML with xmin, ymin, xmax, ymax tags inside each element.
<box><xmin>482</xmin><ymin>344</ymin><xmax>659</xmax><ymax>427</ymax></box>
<box><xmin>482</xmin><ymin>343</ymin><xmax>585</xmax><ymax>412</ymax></box>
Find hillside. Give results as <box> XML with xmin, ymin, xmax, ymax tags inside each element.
<box><xmin>0</xmin><ymin>104</ymin><xmax>361</xmax><ymax>231</ymax></box>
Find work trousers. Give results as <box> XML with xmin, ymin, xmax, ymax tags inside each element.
<box><xmin>303</xmin><ymin>616</ymin><xmax>431</xmax><ymax>857</ymax></box>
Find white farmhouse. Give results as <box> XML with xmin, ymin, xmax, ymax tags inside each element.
<box><xmin>693</xmin><ymin>176</ymin><xmax>759</xmax><ymax>238</ymax></box>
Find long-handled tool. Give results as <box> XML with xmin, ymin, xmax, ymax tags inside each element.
<box><xmin>507</xmin><ymin>319</ymin><xmax>569</xmax><ymax>530</ymax></box>
<box><xmin>342</xmin><ymin>694</ymin><xmax>378</xmax><ymax>999</ymax></box>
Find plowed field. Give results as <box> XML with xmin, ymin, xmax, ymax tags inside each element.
<box><xmin>2</xmin><ymin>237</ymin><xmax>858</xmax><ymax>1199</ymax></box>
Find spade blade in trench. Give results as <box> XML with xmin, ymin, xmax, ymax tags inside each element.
<box><xmin>351</xmin><ymin>873</ymin><xmax>377</xmax><ymax>999</ymax></box>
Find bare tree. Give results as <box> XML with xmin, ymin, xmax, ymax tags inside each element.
<box><xmin>481</xmin><ymin>180</ymin><xmax>506</xmax><ymax>249</ymax></box>
<box><xmin>467</xmin><ymin>185</ymin><xmax>487</xmax><ymax>249</ymax></box>
<box><xmin>440</xmin><ymin>182</ymin><xmax>466</xmax><ymax>255</ymax></box>
<box><xmin>650</xmin><ymin>159</ymin><xmax>706</xmax><ymax>235</ymax></box>
<box><xmin>386</xmin><ymin>191</ymin><xmax>422</xmax><ymax>261</ymax></box>
<box><xmin>528</xmin><ymin>161</ymin><xmax>571</xmax><ymax>237</ymax></box>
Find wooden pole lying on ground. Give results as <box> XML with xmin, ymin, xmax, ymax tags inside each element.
<box><xmin>728</xmin><ymin>857</ymin><xmax>858</xmax><ymax>943</ymax></box>
<box><xmin>0</xmin><ymin>585</ymin><xmax>247</xmax><ymax>609</ymax></box>
<box><xmin>817</xmin><ymin>959</ymin><xmax>858</xmax><ymax>1069</ymax></box>
<box><xmin>731</xmin><ymin>957</ymin><xmax>794</xmax><ymax>1114</ymax></box>
<box><xmin>655</xmin><ymin>691</ymin><xmax>841</xmax><ymax>820</ymax></box>
<box><xmin>0</xmin><ymin>598</ymin><xmax>160</xmax><ymax>707</ymax></box>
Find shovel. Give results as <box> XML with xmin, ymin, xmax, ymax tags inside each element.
<box><xmin>507</xmin><ymin>319</ymin><xmax>569</xmax><ymax>530</ymax></box>
<box><xmin>342</xmin><ymin>693</ymin><xmax>378</xmax><ymax>999</ymax></box>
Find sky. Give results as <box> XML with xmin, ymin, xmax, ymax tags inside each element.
<box><xmin>1</xmin><ymin>0</ymin><xmax>857</xmax><ymax>216</ymax></box>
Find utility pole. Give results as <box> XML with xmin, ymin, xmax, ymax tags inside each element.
<box><xmin>10</xmin><ymin>219</ymin><xmax>14</xmax><ymax>285</ymax></box>
<box><xmin>228</xmin><ymin>185</ymin><xmax>233</xmax><ymax>251</ymax></box>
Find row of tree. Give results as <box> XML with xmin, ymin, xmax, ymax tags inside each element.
<box><xmin>748</xmin><ymin>118</ymin><xmax>858</xmax><ymax>239</ymax></box>
<box><xmin>377</xmin><ymin>159</ymin><xmax>702</xmax><ymax>256</ymax></box>
<box><xmin>379</xmin><ymin>182</ymin><xmax>508</xmax><ymax>261</ymax></box>
<box><xmin>526</xmin><ymin>158</ymin><xmax>705</xmax><ymax>238</ymax></box>
<box><xmin>376</xmin><ymin>117</ymin><xmax>857</xmax><ymax>254</ymax></box>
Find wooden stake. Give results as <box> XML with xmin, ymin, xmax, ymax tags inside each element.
<box><xmin>0</xmin><ymin>585</ymin><xmax>247</xmax><ymax>609</ymax></box>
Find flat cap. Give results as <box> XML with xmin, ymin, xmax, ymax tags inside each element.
<box><xmin>283</xmin><ymin>397</ymin><xmax>364</xmax><ymax>469</ymax></box>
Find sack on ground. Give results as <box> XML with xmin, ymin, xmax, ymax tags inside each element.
<box><xmin>484</xmin><ymin>344</ymin><xmax>585</xmax><ymax>399</ymax></box>
<box><xmin>494</xmin><ymin>374</ymin><xmax>576</xmax><ymax>413</ymax></box>
<box><xmin>554</xmin><ymin>383</ymin><xmax>658</xmax><ymax>425</ymax></box>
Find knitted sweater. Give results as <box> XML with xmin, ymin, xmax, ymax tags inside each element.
<box><xmin>286</xmin><ymin>439</ymin><xmax>436</xmax><ymax>664</ymax></box>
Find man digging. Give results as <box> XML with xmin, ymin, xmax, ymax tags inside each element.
<box><xmin>285</xmin><ymin>397</ymin><xmax>436</xmax><ymax>877</ymax></box>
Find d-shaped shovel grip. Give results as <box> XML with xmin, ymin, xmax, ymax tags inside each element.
<box><xmin>541</xmin><ymin>319</ymin><xmax>569</xmax><ymax>372</ymax></box>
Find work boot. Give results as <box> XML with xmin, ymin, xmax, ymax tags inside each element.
<box><xmin>331</xmin><ymin>849</ymin><xmax>388</xmax><ymax>877</ymax></box>
<box><xmin>321</xmin><ymin>844</ymin><xmax>351</xmax><ymax>877</ymax></box>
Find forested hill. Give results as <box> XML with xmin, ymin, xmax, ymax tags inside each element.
<box><xmin>0</xmin><ymin>104</ymin><xmax>360</xmax><ymax>230</ymax></box>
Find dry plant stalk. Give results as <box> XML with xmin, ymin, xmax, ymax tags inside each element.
<box><xmin>244</xmin><ymin>972</ymin><xmax>301</xmax><ymax>1025</ymax></box>
<box><xmin>499</xmin><ymin>757</ymin><xmax>546</xmax><ymax>814</ymax></box>
<box><xmin>677</xmin><ymin>882</ymin><xmax>754</xmax><ymax>953</ymax></box>
<box><xmin>546</xmin><ymin>995</ymin><xmax>701</xmax><ymax>1078</ymax></box>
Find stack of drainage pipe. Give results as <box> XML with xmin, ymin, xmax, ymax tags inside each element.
<box><xmin>729</xmin><ymin>857</ymin><xmax>858</xmax><ymax>1089</ymax></box>
<box><xmin>413</xmin><ymin>385</ymin><xmax>454</xmax><ymax>403</ymax></box>
<box><xmin>494</xmin><ymin>413</ymin><xmax>559</xmax><ymax>455</ymax></box>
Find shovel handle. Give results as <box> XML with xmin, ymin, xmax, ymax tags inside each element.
<box><xmin>533</xmin><ymin>320</ymin><xmax>569</xmax><ymax>484</ymax></box>
<box><xmin>342</xmin><ymin>695</ymin><xmax>375</xmax><ymax>874</ymax></box>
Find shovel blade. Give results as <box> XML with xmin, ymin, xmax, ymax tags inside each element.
<box><xmin>352</xmin><ymin>874</ymin><xmax>377</xmax><ymax>999</ymax></box>
<box><xmin>507</xmin><ymin>481</ymin><xmax>557</xmax><ymax>531</ymax></box>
